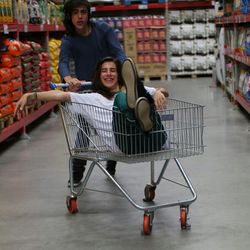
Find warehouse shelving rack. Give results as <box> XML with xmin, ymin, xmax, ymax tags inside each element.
<box><xmin>215</xmin><ymin>10</ymin><xmax>250</xmax><ymax>115</ymax></box>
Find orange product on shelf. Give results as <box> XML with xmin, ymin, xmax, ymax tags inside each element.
<box><xmin>159</xmin><ymin>41</ymin><xmax>166</xmax><ymax>51</ymax></box>
<box><xmin>160</xmin><ymin>53</ymin><xmax>166</xmax><ymax>63</ymax></box>
<box><xmin>0</xmin><ymin>94</ymin><xmax>11</xmax><ymax>107</ymax></box>
<box><xmin>0</xmin><ymin>67</ymin><xmax>12</xmax><ymax>83</ymax></box>
<box><xmin>152</xmin><ymin>53</ymin><xmax>160</xmax><ymax>63</ymax></box>
<box><xmin>144</xmin><ymin>41</ymin><xmax>151</xmax><ymax>51</ymax></box>
<box><xmin>3</xmin><ymin>39</ymin><xmax>25</xmax><ymax>57</ymax></box>
<box><xmin>10</xmin><ymin>65</ymin><xmax>22</xmax><ymax>78</ymax></box>
<box><xmin>136</xmin><ymin>29</ymin><xmax>144</xmax><ymax>40</ymax></box>
<box><xmin>151</xmin><ymin>29</ymin><xmax>159</xmax><ymax>39</ymax></box>
<box><xmin>0</xmin><ymin>104</ymin><xmax>13</xmax><ymax>118</ymax></box>
<box><xmin>152</xmin><ymin>41</ymin><xmax>160</xmax><ymax>51</ymax></box>
<box><xmin>0</xmin><ymin>53</ymin><xmax>21</xmax><ymax>68</ymax></box>
<box><xmin>137</xmin><ymin>42</ymin><xmax>144</xmax><ymax>52</ymax></box>
<box><xmin>10</xmin><ymin>89</ymin><xmax>23</xmax><ymax>102</ymax></box>
<box><xmin>159</xmin><ymin>29</ymin><xmax>166</xmax><ymax>39</ymax></box>
<box><xmin>143</xmin><ymin>29</ymin><xmax>151</xmax><ymax>40</ymax></box>
<box><xmin>144</xmin><ymin>54</ymin><xmax>152</xmax><ymax>63</ymax></box>
<box><xmin>9</xmin><ymin>78</ymin><xmax>22</xmax><ymax>91</ymax></box>
<box><xmin>0</xmin><ymin>83</ymin><xmax>10</xmax><ymax>94</ymax></box>
<box><xmin>144</xmin><ymin>16</ymin><xmax>153</xmax><ymax>26</ymax></box>
<box><xmin>137</xmin><ymin>54</ymin><xmax>145</xmax><ymax>64</ymax></box>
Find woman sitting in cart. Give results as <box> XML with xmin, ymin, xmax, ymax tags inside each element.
<box><xmin>14</xmin><ymin>57</ymin><xmax>169</xmax><ymax>154</ymax></box>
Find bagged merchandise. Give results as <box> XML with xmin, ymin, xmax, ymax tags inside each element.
<box><xmin>244</xmin><ymin>28</ymin><xmax>250</xmax><ymax>56</ymax></box>
<box><xmin>49</xmin><ymin>38</ymin><xmax>61</xmax><ymax>83</ymax></box>
<box><xmin>21</xmin><ymin>41</ymin><xmax>43</xmax><ymax>92</ymax></box>
<box><xmin>237</xmin><ymin>27</ymin><xmax>246</xmax><ymax>53</ymax></box>
<box><xmin>27</xmin><ymin>0</ymin><xmax>42</xmax><ymax>24</ymax></box>
<box><xmin>195</xmin><ymin>39</ymin><xmax>207</xmax><ymax>54</ymax></box>
<box><xmin>207</xmin><ymin>39</ymin><xmax>215</xmax><ymax>54</ymax></box>
<box><xmin>206</xmin><ymin>9</ymin><xmax>215</xmax><ymax>22</ymax></box>
<box><xmin>207</xmin><ymin>23</ymin><xmax>215</xmax><ymax>37</ymax></box>
<box><xmin>2</xmin><ymin>39</ymin><xmax>25</xmax><ymax>57</ymax></box>
<box><xmin>194</xmin><ymin>56</ymin><xmax>208</xmax><ymax>70</ymax></box>
<box><xmin>0</xmin><ymin>54</ymin><xmax>21</xmax><ymax>68</ymax></box>
<box><xmin>169</xmin><ymin>11</ymin><xmax>181</xmax><ymax>24</ymax></box>
<box><xmin>182</xmin><ymin>40</ymin><xmax>194</xmax><ymax>54</ymax></box>
<box><xmin>171</xmin><ymin>57</ymin><xmax>183</xmax><ymax>71</ymax></box>
<box><xmin>181</xmin><ymin>10</ymin><xmax>194</xmax><ymax>23</ymax></box>
<box><xmin>241</xmin><ymin>0</ymin><xmax>250</xmax><ymax>14</ymax></box>
<box><xmin>194</xmin><ymin>10</ymin><xmax>207</xmax><ymax>22</ymax></box>
<box><xmin>39</xmin><ymin>52</ymin><xmax>51</xmax><ymax>91</ymax></box>
<box><xmin>238</xmin><ymin>69</ymin><xmax>247</xmax><ymax>92</ymax></box>
<box><xmin>170</xmin><ymin>41</ymin><xmax>183</xmax><ymax>55</ymax></box>
<box><xmin>193</xmin><ymin>23</ymin><xmax>207</xmax><ymax>38</ymax></box>
<box><xmin>182</xmin><ymin>55</ymin><xmax>195</xmax><ymax>71</ymax></box>
<box><xmin>181</xmin><ymin>24</ymin><xmax>194</xmax><ymax>39</ymax></box>
<box><xmin>206</xmin><ymin>54</ymin><xmax>215</xmax><ymax>69</ymax></box>
<box><xmin>0</xmin><ymin>68</ymin><xmax>12</xmax><ymax>83</ymax></box>
<box><xmin>242</xmin><ymin>73</ymin><xmax>250</xmax><ymax>103</ymax></box>
<box><xmin>169</xmin><ymin>25</ymin><xmax>182</xmax><ymax>39</ymax></box>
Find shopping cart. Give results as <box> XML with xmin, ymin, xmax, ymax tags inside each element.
<box><xmin>58</xmin><ymin>92</ymin><xmax>205</xmax><ymax>235</ymax></box>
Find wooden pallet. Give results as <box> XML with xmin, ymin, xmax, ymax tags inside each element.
<box><xmin>140</xmin><ymin>75</ymin><xmax>167</xmax><ymax>82</ymax></box>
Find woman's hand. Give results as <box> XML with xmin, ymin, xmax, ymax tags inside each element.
<box><xmin>64</xmin><ymin>76</ymin><xmax>81</xmax><ymax>92</ymax></box>
<box><xmin>14</xmin><ymin>92</ymin><xmax>36</xmax><ymax>117</ymax></box>
<box><xmin>153</xmin><ymin>88</ymin><xmax>169</xmax><ymax>110</ymax></box>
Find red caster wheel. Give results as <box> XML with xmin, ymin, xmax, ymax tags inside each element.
<box><xmin>66</xmin><ymin>195</ymin><xmax>78</xmax><ymax>214</ymax></box>
<box><xmin>180</xmin><ymin>207</ymin><xmax>190</xmax><ymax>230</ymax></box>
<box><xmin>143</xmin><ymin>184</ymin><xmax>156</xmax><ymax>202</ymax></box>
<box><xmin>143</xmin><ymin>213</ymin><xmax>153</xmax><ymax>235</ymax></box>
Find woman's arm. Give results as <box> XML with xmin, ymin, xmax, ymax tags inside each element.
<box><xmin>14</xmin><ymin>90</ymin><xmax>70</xmax><ymax>116</ymax></box>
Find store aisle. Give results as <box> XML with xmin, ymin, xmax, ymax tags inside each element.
<box><xmin>0</xmin><ymin>77</ymin><xmax>249</xmax><ymax>250</ymax></box>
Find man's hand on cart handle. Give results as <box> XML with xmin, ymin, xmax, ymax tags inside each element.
<box><xmin>49</xmin><ymin>82</ymin><xmax>92</xmax><ymax>90</ymax></box>
<box><xmin>63</xmin><ymin>76</ymin><xmax>81</xmax><ymax>92</ymax></box>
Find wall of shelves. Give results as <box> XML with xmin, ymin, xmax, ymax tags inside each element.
<box><xmin>215</xmin><ymin>1</ymin><xmax>250</xmax><ymax>115</ymax></box>
<box><xmin>0</xmin><ymin>23</ymin><xmax>63</xmax><ymax>143</ymax></box>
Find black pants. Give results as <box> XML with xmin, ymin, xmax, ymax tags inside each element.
<box><xmin>72</xmin><ymin>115</ymin><xmax>116</xmax><ymax>180</ymax></box>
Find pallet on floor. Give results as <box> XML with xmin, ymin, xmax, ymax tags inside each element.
<box><xmin>171</xmin><ymin>72</ymin><xmax>213</xmax><ymax>79</ymax></box>
<box><xmin>140</xmin><ymin>74</ymin><xmax>167</xmax><ymax>82</ymax></box>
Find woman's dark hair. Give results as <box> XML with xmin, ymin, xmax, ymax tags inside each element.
<box><xmin>92</xmin><ymin>57</ymin><xmax>124</xmax><ymax>99</ymax></box>
<box><xmin>63</xmin><ymin>0</ymin><xmax>91</xmax><ymax>36</ymax></box>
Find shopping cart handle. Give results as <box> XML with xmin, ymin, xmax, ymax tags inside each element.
<box><xmin>49</xmin><ymin>82</ymin><xmax>92</xmax><ymax>90</ymax></box>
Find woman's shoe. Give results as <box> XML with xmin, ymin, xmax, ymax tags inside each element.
<box><xmin>121</xmin><ymin>58</ymin><xmax>138</xmax><ymax>109</ymax></box>
<box><xmin>135</xmin><ymin>97</ymin><xmax>154</xmax><ymax>132</ymax></box>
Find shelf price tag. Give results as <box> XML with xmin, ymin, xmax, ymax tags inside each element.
<box><xmin>3</xmin><ymin>24</ymin><xmax>9</xmax><ymax>34</ymax></box>
<box><xmin>138</xmin><ymin>4</ymin><xmax>148</xmax><ymax>10</ymax></box>
<box><xmin>40</xmin><ymin>24</ymin><xmax>44</xmax><ymax>31</ymax></box>
<box><xmin>55</xmin><ymin>24</ymin><xmax>59</xmax><ymax>31</ymax></box>
<box><xmin>24</xmin><ymin>24</ymin><xmax>28</xmax><ymax>32</ymax></box>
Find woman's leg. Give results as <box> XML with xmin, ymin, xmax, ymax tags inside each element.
<box><xmin>121</xmin><ymin>58</ymin><xmax>154</xmax><ymax>132</ymax></box>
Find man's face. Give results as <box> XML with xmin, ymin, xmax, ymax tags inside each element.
<box><xmin>71</xmin><ymin>5</ymin><xmax>89</xmax><ymax>31</ymax></box>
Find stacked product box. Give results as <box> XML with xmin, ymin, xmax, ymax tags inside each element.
<box><xmin>123</xmin><ymin>15</ymin><xmax>166</xmax><ymax>78</ymax></box>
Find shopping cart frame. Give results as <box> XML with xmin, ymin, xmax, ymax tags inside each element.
<box><xmin>59</xmin><ymin>98</ymin><xmax>204</xmax><ymax>235</ymax></box>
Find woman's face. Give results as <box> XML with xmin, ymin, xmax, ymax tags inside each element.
<box><xmin>100</xmin><ymin>61</ymin><xmax>119</xmax><ymax>92</ymax></box>
<box><xmin>71</xmin><ymin>5</ymin><xmax>88</xmax><ymax>32</ymax></box>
